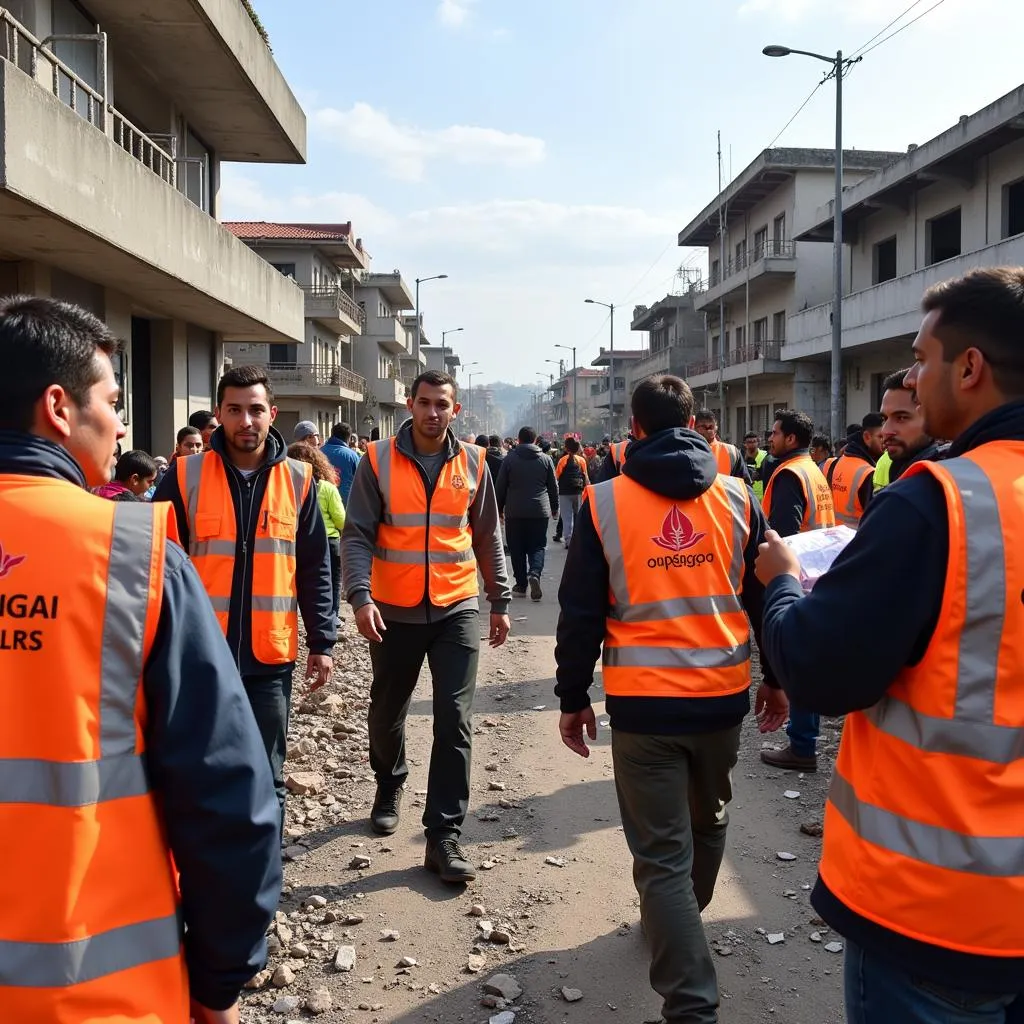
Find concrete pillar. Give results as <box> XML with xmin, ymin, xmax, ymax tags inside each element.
<box><xmin>17</xmin><ymin>261</ymin><xmax>51</xmax><ymax>296</ymax></box>
<box><xmin>150</xmin><ymin>319</ymin><xmax>189</xmax><ymax>458</ymax></box>
<box><xmin>791</xmin><ymin>361</ymin><xmax>831</xmax><ymax>438</ymax></box>
<box><xmin>105</xmin><ymin>288</ymin><xmax>134</xmax><ymax>448</ymax></box>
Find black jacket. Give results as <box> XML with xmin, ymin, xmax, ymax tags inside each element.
<box><xmin>0</xmin><ymin>432</ymin><xmax>281</xmax><ymax>1009</ymax></box>
<box><xmin>485</xmin><ymin>444</ymin><xmax>505</xmax><ymax>481</ymax></box>
<box><xmin>554</xmin><ymin>427</ymin><xmax>772</xmax><ymax>735</ymax></box>
<box><xmin>496</xmin><ymin>443</ymin><xmax>558</xmax><ymax>519</ymax></box>
<box><xmin>556</xmin><ymin>452</ymin><xmax>588</xmax><ymax>495</ymax></box>
<box><xmin>153</xmin><ymin>426</ymin><xmax>335</xmax><ymax>675</ymax></box>
<box><xmin>761</xmin><ymin>400</ymin><xmax>1024</xmax><ymax>992</ymax></box>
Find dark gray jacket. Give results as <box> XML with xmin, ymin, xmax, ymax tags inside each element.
<box><xmin>341</xmin><ymin>422</ymin><xmax>511</xmax><ymax>624</ymax></box>
<box><xmin>495</xmin><ymin>444</ymin><xmax>558</xmax><ymax>519</ymax></box>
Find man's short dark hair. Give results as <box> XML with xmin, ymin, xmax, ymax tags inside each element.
<box><xmin>922</xmin><ymin>267</ymin><xmax>1024</xmax><ymax>396</ymax></box>
<box><xmin>810</xmin><ymin>433</ymin><xmax>834</xmax><ymax>456</ymax></box>
<box><xmin>774</xmin><ymin>409</ymin><xmax>814</xmax><ymax>448</ymax></box>
<box><xmin>518</xmin><ymin>426</ymin><xmax>537</xmax><ymax>444</ymax></box>
<box><xmin>694</xmin><ymin>407</ymin><xmax>717</xmax><ymax>425</ymax></box>
<box><xmin>332</xmin><ymin>421</ymin><xmax>351</xmax><ymax>440</ymax></box>
<box><xmin>188</xmin><ymin>409</ymin><xmax>216</xmax><ymax>430</ymax></box>
<box><xmin>0</xmin><ymin>295</ymin><xmax>119</xmax><ymax>431</ymax></box>
<box><xmin>845</xmin><ymin>423</ymin><xmax>861</xmax><ymax>436</ymax></box>
<box><xmin>882</xmin><ymin>369</ymin><xmax>911</xmax><ymax>392</ymax></box>
<box><xmin>411</xmin><ymin>369</ymin><xmax>458</xmax><ymax>399</ymax></box>
<box><xmin>177</xmin><ymin>425</ymin><xmax>201</xmax><ymax>444</ymax></box>
<box><xmin>114</xmin><ymin>449</ymin><xmax>157</xmax><ymax>483</ymax></box>
<box><xmin>862</xmin><ymin>412</ymin><xmax>885</xmax><ymax>430</ymax></box>
<box><xmin>217</xmin><ymin>366</ymin><xmax>274</xmax><ymax>407</ymax></box>
<box><xmin>744</xmin><ymin>431</ymin><xmax>759</xmax><ymax>442</ymax></box>
<box><xmin>488</xmin><ymin>434</ymin><xmax>501</xmax><ymax>447</ymax></box>
<box><xmin>631</xmin><ymin>375</ymin><xmax>694</xmax><ymax>435</ymax></box>
<box><xmin>564</xmin><ymin>436</ymin><xmax>581</xmax><ymax>453</ymax></box>
<box><xmin>475</xmin><ymin>433</ymin><xmax>489</xmax><ymax>447</ymax></box>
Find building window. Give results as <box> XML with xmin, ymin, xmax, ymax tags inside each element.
<box><xmin>711</xmin><ymin>333</ymin><xmax>720</xmax><ymax>363</ymax></box>
<box><xmin>711</xmin><ymin>258</ymin><xmax>720</xmax><ymax>285</ymax></box>
<box><xmin>735</xmin><ymin>240</ymin><xmax>746</xmax><ymax>269</ymax></box>
<box><xmin>753</xmin><ymin>317</ymin><xmax>768</xmax><ymax>346</ymax></box>
<box><xmin>735</xmin><ymin>325</ymin><xmax>745</xmax><ymax>349</ymax></box>
<box><xmin>753</xmin><ymin>225</ymin><xmax>768</xmax><ymax>258</ymax></box>
<box><xmin>926</xmin><ymin>208</ymin><xmax>961</xmax><ymax>265</ymax></box>
<box><xmin>1002</xmin><ymin>178</ymin><xmax>1024</xmax><ymax>238</ymax></box>
<box><xmin>269</xmin><ymin>343</ymin><xmax>295</xmax><ymax>363</ymax></box>
<box><xmin>773</xmin><ymin>311</ymin><xmax>786</xmax><ymax>343</ymax></box>
<box><xmin>614</xmin><ymin>376</ymin><xmax>626</xmax><ymax>390</ymax></box>
<box><xmin>873</xmin><ymin>236</ymin><xmax>898</xmax><ymax>284</ymax></box>
<box><xmin>773</xmin><ymin>212</ymin><xmax>786</xmax><ymax>243</ymax></box>
<box><xmin>271</xmin><ymin>263</ymin><xmax>296</xmax><ymax>279</ymax></box>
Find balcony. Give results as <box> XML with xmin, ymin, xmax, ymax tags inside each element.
<box><xmin>264</xmin><ymin>363</ymin><xmax>366</xmax><ymax>402</ymax></box>
<box><xmin>304</xmin><ymin>286</ymin><xmax>365</xmax><ymax>335</ymax></box>
<box><xmin>364</xmin><ymin>315</ymin><xmax>409</xmax><ymax>355</ymax></box>
<box><xmin>785</xmin><ymin>233</ymin><xmax>1024</xmax><ymax>359</ymax></box>
<box><xmin>684</xmin><ymin>341</ymin><xmax>792</xmax><ymax>388</ymax></box>
<box><xmin>695</xmin><ymin>239</ymin><xmax>797</xmax><ymax>312</ymax></box>
<box><xmin>0</xmin><ymin>17</ymin><xmax>302</xmax><ymax>342</ymax></box>
<box><xmin>373</xmin><ymin>375</ymin><xmax>408</xmax><ymax>407</ymax></box>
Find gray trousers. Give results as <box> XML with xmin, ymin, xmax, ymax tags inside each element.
<box><xmin>612</xmin><ymin>725</ymin><xmax>742</xmax><ymax>1024</ymax></box>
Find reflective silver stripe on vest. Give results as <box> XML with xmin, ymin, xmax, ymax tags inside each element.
<box><xmin>182</xmin><ymin>451</ymin><xmax>205</xmax><ymax>541</ymax></box>
<box><xmin>371</xmin><ymin>547</ymin><xmax>475</xmax><ymax>565</ymax></box>
<box><xmin>190</xmin><ymin>539</ymin><xmax>236</xmax><ymax>558</ymax></box>
<box><xmin>371</xmin><ymin>438</ymin><xmax>393</xmax><ymax>498</ymax></box>
<box><xmin>252</xmin><ymin>596</ymin><xmax>299</xmax><ymax>613</ymax></box>
<box><xmin>382</xmin><ymin>512</ymin><xmax>469</xmax><ymax>529</ymax></box>
<box><xmin>99</xmin><ymin>505</ymin><xmax>154</xmax><ymax>758</ymax></box>
<box><xmin>829</xmin><ymin>772</ymin><xmax>1024</xmax><ymax>877</ymax></box>
<box><xmin>209</xmin><ymin>596</ymin><xmax>231</xmax><ymax>613</ymax></box>
<box><xmin>789</xmin><ymin>465</ymin><xmax>827</xmax><ymax>530</ymax></box>
<box><xmin>603</xmin><ymin>642</ymin><xmax>751</xmax><ymax>670</ymax></box>
<box><xmin>463</xmin><ymin>443</ymin><xmax>483</xmax><ymax>501</ymax></box>
<box><xmin>834</xmin><ymin>460</ymin><xmax>870</xmax><ymax>528</ymax></box>
<box><xmin>0</xmin><ymin>913</ymin><xmax>182</xmax><ymax>988</ymax></box>
<box><xmin>862</xmin><ymin>459</ymin><xmax>1019</xmax><ymax>759</ymax></box>
<box><xmin>609</xmin><ymin>594</ymin><xmax>744</xmax><ymax>622</ymax></box>
<box><xmin>0</xmin><ymin>753</ymin><xmax>149</xmax><ymax>807</ymax></box>
<box><xmin>589</xmin><ymin>480</ymin><xmax>628</xmax><ymax>606</ymax></box>
<box><xmin>719</xmin><ymin>476</ymin><xmax>750</xmax><ymax>592</ymax></box>
<box><xmin>286</xmin><ymin>458</ymin><xmax>309</xmax><ymax>506</ymax></box>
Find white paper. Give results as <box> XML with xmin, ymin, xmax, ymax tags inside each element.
<box><xmin>782</xmin><ymin>526</ymin><xmax>856</xmax><ymax>592</ymax></box>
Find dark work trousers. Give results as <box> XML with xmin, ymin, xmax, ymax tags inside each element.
<box><xmin>505</xmin><ymin>517</ymin><xmax>549</xmax><ymax>589</ymax></box>
<box><xmin>368</xmin><ymin>609</ymin><xmax>480</xmax><ymax>841</ymax></box>
<box><xmin>612</xmin><ymin>725</ymin><xmax>742</xmax><ymax>1024</ymax></box>
<box><xmin>243</xmin><ymin>667</ymin><xmax>294</xmax><ymax>841</ymax></box>
<box><xmin>327</xmin><ymin>535</ymin><xmax>342</xmax><ymax>625</ymax></box>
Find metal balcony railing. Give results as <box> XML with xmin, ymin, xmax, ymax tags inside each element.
<box><xmin>685</xmin><ymin>339</ymin><xmax>785</xmax><ymax>377</ymax></box>
<box><xmin>708</xmin><ymin>239</ymin><xmax>796</xmax><ymax>287</ymax></box>
<box><xmin>264</xmin><ymin>362</ymin><xmax>367</xmax><ymax>398</ymax></box>
<box><xmin>303</xmin><ymin>285</ymin><xmax>367</xmax><ymax>327</ymax></box>
<box><xmin>0</xmin><ymin>10</ymin><xmax>176</xmax><ymax>186</ymax></box>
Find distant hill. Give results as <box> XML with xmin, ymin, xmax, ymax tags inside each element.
<box><xmin>478</xmin><ymin>380</ymin><xmax>545</xmax><ymax>435</ymax></box>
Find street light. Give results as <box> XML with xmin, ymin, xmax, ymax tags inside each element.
<box><xmin>440</xmin><ymin>326</ymin><xmax>463</xmax><ymax>370</ymax></box>
<box><xmin>763</xmin><ymin>44</ymin><xmax>861</xmax><ymax>443</ymax></box>
<box><xmin>554</xmin><ymin>343</ymin><xmax>578</xmax><ymax>435</ymax></box>
<box><xmin>415</xmin><ymin>274</ymin><xmax>448</xmax><ymax>357</ymax></box>
<box><xmin>463</xmin><ymin>361</ymin><xmax>479</xmax><ymax>422</ymax></box>
<box><xmin>585</xmin><ymin>298</ymin><xmax>617</xmax><ymax>436</ymax></box>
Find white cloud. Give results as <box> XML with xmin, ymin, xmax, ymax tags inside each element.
<box><xmin>438</xmin><ymin>0</ymin><xmax>473</xmax><ymax>28</ymax></box>
<box><xmin>311</xmin><ymin>103</ymin><xmax>545</xmax><ymax>182</ymax></box>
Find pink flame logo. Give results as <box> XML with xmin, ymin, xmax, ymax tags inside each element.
<box><xmin>0</xmin><ymin>542</ymin><xmax>26</xmax><ymax>579</ymax></box>
<box><xmin>651</xmin><ymin>506</ymin><xmax>706</xmax><ymax>552</ymax></box>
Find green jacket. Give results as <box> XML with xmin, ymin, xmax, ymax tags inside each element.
<box><xmin>317</xmin><ymin>478</ymin><xmax>346</xmax><ymax>539</ymax></box>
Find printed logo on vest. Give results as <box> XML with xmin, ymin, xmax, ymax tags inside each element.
<box><xmin>0</xmin><ymin>542</ymin><xmax>26</xmax><ymax>579</ymax></box>
<box><xmin>450</xmin><ymin>473</ymin><xmax>466</xmax><ymax>490</ymax></box>
<box><xmin>651</xmin><ymin>506</ymin><xmax>706</xmax><ymax>552</ymax></box>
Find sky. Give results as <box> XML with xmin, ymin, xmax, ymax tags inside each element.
<box><xmin>222</xmin><ymin>0</ymin><xmax>1024</xmax><ymax>387</ymax></box>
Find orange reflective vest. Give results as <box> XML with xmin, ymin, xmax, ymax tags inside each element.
<box><xmin>610</xmin><ymin>441</ymin><xmax>629</xmax><ymax>470</ymax></box>
<box><xmin>826</xmin><ymin>453</ymin><xmax>873</xmax><ymax>528</ymax></box>
<box><xmin>711</xmin><ymin>439</ymin><xmax>740</xmax><ymax>477</ymax></box>
<box><xmin>762</xmin><ymin>453</ymin><xmax>836</xmax><ymax>532</ymax></box>
<box><xmin>820</xmin><ymin>446</ymin><xmax>1024</xmax><ymax>956</ymax></box>
<box><xmin>556</xmin><ymin>453</ymin><xmax>588</xmax><ymax>480</ymax></box>
<box><xmin>176</xmin><ymin>452</ymin><xmax>312</xmax><ymax>665</ymax></box>
<box><xmin>367</xmin><ymin>439</ymin><xmax>484</xmax><ymax>608</ymax></box>
<box><xmin>0</xmin><ymin>476</ymin><xmax>187</xmax><ymax>1019</ymax></box>
<box><xmin>588</xmin><ymin>474</ymin><xmax>752</xmax><ymax>698</ymax></box>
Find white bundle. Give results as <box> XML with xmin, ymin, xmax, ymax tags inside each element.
<box><xmin>782</xmin><ymin>526</ymin><xmax>857</xmax><ymax>593</ymax></box>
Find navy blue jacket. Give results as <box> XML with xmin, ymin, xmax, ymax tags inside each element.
<box><xmin>555</xmin><ymin>427</ymin><xmax>773</xmax><ymax>735</ymax></box>
<box><xmin>322</xmin><ymin>436</ymin><xmax>360</xmax><ymax>504</ymax></box>
<box><xmin>154</xmin><ymin>426</ymin><xmax>335</xmax><ymax>675</ymax></box>
<box><xmin>0</xmin><ymin>432</ymin><xmax>281</xmax><ymax>1009</ymax></box>
<box><xmin>762</xmin><ymin>400</ymin><xmax>1024</xmax><ymax>992</ymax></box>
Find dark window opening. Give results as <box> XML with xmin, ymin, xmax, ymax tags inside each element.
<box><xmin>269</xmin><ymin>343</ymin><xmax>297</xmax><ymax>363</ymax></box>
<box><xmin>926</xmin><ymin>208</ymin><xmax>961</xmax><ymax>265</ymax></box>
<box><xmin>873</xmin><ymin>236</ymin><xmax>898</xmax><ymax>284</ymax></box>
<box><xmin>1003</xmin><ymin>179</ymin><xmax>1024</xmax><ymax>238</ymax></box>
<box><xmin>271</xmin><ymin>263</ymin><xmax>297</xmax><ymax>279</ymax></box>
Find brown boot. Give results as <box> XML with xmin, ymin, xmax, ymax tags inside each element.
<box><xmin>761</xmin><ymin>745</ymin><xmax>817</xmax><ymax>772</ymax></box>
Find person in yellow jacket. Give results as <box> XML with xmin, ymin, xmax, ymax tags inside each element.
<box><xmin>0</xmin><ymin>296</ymin><xmax>281</xmax><ymax>1023</ymax></box>
<box><xmin>755</xmin><ymin>267</ymin><xmax>1024</xmax><ymax>1022</ymax></box>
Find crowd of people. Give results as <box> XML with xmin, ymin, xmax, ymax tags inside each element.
<box><xmin>1</xmin><ymin>265</ymin><xmax>1022</xmax><ymax>1024</ymax></box>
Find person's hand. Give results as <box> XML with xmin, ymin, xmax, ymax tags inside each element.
<box><xmin>755</xmin><ymin>683</ymin><xmax>789</xmax><ymax>733</ymax></box>
<box><xmin>559</xmin><ymin>707</ymin><xmax>598</xmax><ymax>758</ymax></box>
<box><xmin>755</xmin><ymin>529</ymin><xmax>801</xmax><ymax>587</ymax></box>
<box><xmin>489</xmin><ymin>613</ymin><xmax>510</xmax><ymax>648</ymax></box>
<box><xmin>305</xmin><ymin>653</ymin><xmax>333</xmax><ymax>691</ymax></box>
<box><xmin>355</xmin><ymin>603</ymin><xmax>386</xmax><ymax>643</ymax></box>
<box><xmin>190</xmin><ymin>1000</ymin><xmax>240</xmax><ymax>1024</ymax></box>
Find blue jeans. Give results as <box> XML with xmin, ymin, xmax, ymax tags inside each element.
<box><xmin>845</xmin><ymin>940</ymin><xmax>1024</xmax><ymax>1024</ymax></box>
<box><xmin>786</xmin><ymin>703</ymin><xmax>819</xmax><ymax>757</ymax></box>
<box><xmin>505</xmin><ymin>518</ymin><xmax>548</xmax><ymax>589</ymax></box>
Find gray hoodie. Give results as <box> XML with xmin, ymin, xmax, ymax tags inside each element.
<box><xmin>495</xmin><ymin>443</ymin><xmax>559</xmax><ymax>519</ymax></box>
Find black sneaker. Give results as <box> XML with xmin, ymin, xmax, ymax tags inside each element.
<box><xmin>512</xmin><ymin>585</ymin><xmax>527</xmax><ymax>598</ymax></box>
<box><xmin>529</xmin><ymin>576</ymin><xmax>542</xmax><ymax>601</ymax></box>
<box><xmin>424</xmin><ymin>838</ymin><xmax>477</xmax><ymax>883</ymax></box>
<box><xmin>370</xmin><ymin>786</ymin><xmax>403</xmax><ymax>835</ymax></box>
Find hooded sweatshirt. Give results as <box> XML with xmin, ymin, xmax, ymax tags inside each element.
<box><xmin>825</xmin><ymin>434</ymin><xmax>877</xmax><ymax>514</ymax></box>
<box><xmin>554</xmin><ymin>427</ymin><xmax>772</xmax><ymax>735</ymax></box>
<box><xmin>495</xmin><ymin>442</ymin><xmax>559</xmax><ymax>519</ymax></box>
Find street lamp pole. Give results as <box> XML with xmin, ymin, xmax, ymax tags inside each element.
<box><xmin>440</xmin><ymin>326</ymin><xmax>463</xmax><ymax>371</ymax></box>
<box><xmin>763</xmin><ymin>44</ymin><xmax>859</xmax><ymax>444</ymax></box>
<box><xmin>585</xmin><ymin>299</ymin><xmax>616</xmax><ymax>436</ymax></box>
<box><xmin>555</xmin><ymin>343</ymin><xmax>577</xmax><ymax>435</ymax></box>
<box><xmin>415</xmin><ymin>274</ymin><xmax>448</xmax><ymax>359</ymax></box>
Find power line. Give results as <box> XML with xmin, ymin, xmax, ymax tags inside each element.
<box><xmin>858</xmin><ymin>0</ymin><xmax>948</xmax><ymax>58</ymax></box>
<box><xmin>849</xmin><ymin>0</ymin><xmax>929</xmax><ymax>58</ymax></box>
<box><xmin>766</xmin><ymin>80</ymin><xmax>825</xmax><ymax>149</ymax></box>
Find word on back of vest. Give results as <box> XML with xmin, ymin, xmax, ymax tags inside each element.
<box><xmin>648</xmin><ymin>506</ymin><xmax>715</xmax><ymax>570</ymax></box>
<box><xmin>0</xmin><ymin>592</ymin><xmax>56</xmax><ymax>650</ymax></box>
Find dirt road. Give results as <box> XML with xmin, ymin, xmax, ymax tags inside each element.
<box><xmin>242</xmin><ymin>543</ymin><xmax>846</xmax><ymax>1024</ymax></box>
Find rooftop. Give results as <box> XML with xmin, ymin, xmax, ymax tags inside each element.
<box><xmin>225</xmin><ymin>221</ymin><xmax>368</xmax><ymax>269</ymax></box>
<box><xmin>631</xmin><ymin>292</ymin><xmax>699</xmax><ymax>331</ymax></box>
<box><xmin>677</xmin><ymin>147</ymin><xmax>901</xmax><ymax>247</ymax></box>
<box><xmin>591</xmin><ymin>348</ymin><xmax>647</xmax><ymax>367</ymax></box>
